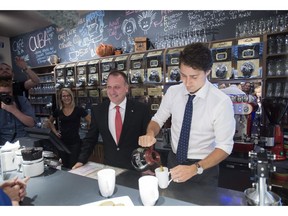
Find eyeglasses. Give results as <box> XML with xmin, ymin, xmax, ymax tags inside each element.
<box><xmin>62</xmin><ymin>95</ymin><xmax>71</xmax><ymax>98</ymax></box>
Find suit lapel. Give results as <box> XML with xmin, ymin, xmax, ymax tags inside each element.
<box><xmin>101</xmin><ymin>101</ymin><xmax>115</xmax><ymax>143</ymax></box>
<box><xmin>120</xmin><ymin>100</ymin><xmax>133</xmax><ymax>141</ymax></box>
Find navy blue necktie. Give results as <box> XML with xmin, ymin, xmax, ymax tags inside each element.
<box><xmin>176</xmin><ymin>94</ymin><xmax>195</xmax><ymax>163</ymax></box>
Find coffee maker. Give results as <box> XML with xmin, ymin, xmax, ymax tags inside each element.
<box><xmin>221</xmin><ymin>85</ymin><xmax>257</xmax><ymax>153</ymax></box>
<box><xmin>260</xmin><ymin>97</ymin><xmax>288</xmax><ymax>161</ymax></box>
<box><xmin>232</xmin><ymin>95</ymin><xmax>255</xmax><ymax>152</ymax></box>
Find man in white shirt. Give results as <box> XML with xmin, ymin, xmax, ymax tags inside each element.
<box><xmin>138</xmin><ymin>43</ymin><xmax>235</xmax><ymax>186</ymax></box>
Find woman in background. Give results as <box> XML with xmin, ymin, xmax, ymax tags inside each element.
<box><xmin>47</xmin><ymin>88</ymin><xmax>91</xmax><ymax>169</ymax></box>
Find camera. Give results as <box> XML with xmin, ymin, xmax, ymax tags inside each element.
<box><xmin>0</xmin><ymin>93</ymin><xmax>14</xmax><ymax>105</ymax></box>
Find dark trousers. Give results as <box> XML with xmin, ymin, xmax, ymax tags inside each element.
<box><xmin>167</xmin><ymin>150</ymin><xmax>219</xmax><ymax>186</ymax></box>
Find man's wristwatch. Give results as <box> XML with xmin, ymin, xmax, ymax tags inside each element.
<box><xmin>195</xmin><ymin>162</ymin><xmax>203</xmax><ymax>175</ymax></box>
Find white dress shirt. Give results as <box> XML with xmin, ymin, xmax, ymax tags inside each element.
<box><xmin>109</xmin><ymin>97</ymin><xmax>127</xmax><ymax>144</ymax></box>
<box><xmin>152</xmin><ymin>80</ymin><xmax>235</xmax><ymax>160</ymax></box>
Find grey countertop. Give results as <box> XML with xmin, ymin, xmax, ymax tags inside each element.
<box><xmin>19</xmin><ymin>166</ymin><xmax>246</xmax><ymax>206</ymax></box>
<box><xmin>117</xmin><ymin>169</ymin><xmax>246</xmax><ymax>206</ymax></box>
<box><xmin>20</xmin><ymin>168</ymin><xmax>193</xmax><ymax>206</ymax></box>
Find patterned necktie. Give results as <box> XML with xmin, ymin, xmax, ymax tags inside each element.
<box><xmin>176</xmin><ymin>95</ymin><xmax>195</xmax><ymax>163</ymax></box>
<box><xmin>115</xmin><ymin>105</ymin><xmax>122</xmax><ymax>144</ymax></box>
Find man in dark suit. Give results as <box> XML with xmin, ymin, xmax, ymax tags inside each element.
<box><xmin>73</xmin><ymin>71</ymin><xmax>151</xmax><ymax>170</ymax></box>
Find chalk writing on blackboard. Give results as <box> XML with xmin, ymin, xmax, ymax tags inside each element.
<box><xmin>229</xmin><ymin>11</ymin><xmax>252</xmax><ymax>19</ymax></box>
<box><xmin>153</xmin><ymin>10</ymin><xmax>173</xmax><ymax>28</ymax></box>
<box><xmin>29</xmin><ymin>26</ymin><xmax>55</xmax><ymax>52</ymax></box>
<box><xmin>121</xmin><ymin>17</ymin><xmax>137</xmax><ymax>53</ymax></box>
<box><xmin>137</xmin><ymin>11</ymin><xmax>157</xmax><ymax>35</ymax></box>
<box><xmin>27</xmin><ymin>26</ymin><xmax>57</xmax><ymax>64</ymax></box>
<box><xmin>163</xmin><ymin>11</ymin><xmax>184</xmax><ymax>32</ymax></box>
<box><xmin>57</xmin><ymin>11</ymin><xmax>106</xmax><ymax>62</ymax></box>
<box><xmin>125</xmin><ymin>11</ymin><xmax>143</xmax><ymax>16</ymax></box>
<box><xmin>108</xmin><ymin>17</ymin><xmax>123</xmax><ymax>41</ymax></box>
<box><xmin>10</xmin><ymin>10</ymin><xmax>283</xmax><ymax>67</ymax></box>
<box><xmin>12</xmin><ymin>38</ymin><xmax>25</xmax><ymax>56</ymax></box>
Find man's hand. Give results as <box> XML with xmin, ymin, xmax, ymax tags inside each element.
<box><xmin>72</xmin><ymin>162</ymin><xmax>84</xmax><ymax>170</ymax></box>
<box><xmin>170</xmin><ymin>165</ymin><xmax>197</xmax><ymax>183</ymax></box>
<box><xmin>138</xmin><ymin>135</ymin><xmax>156</xmax><ymax>147</ymax></box>
<box><xmin>15</xmin><ymin>56</ymin><xmax>28</xmax><ymax>71</ymax></box>
<box><xmin>0</xmin><ymin>101</ymin><xmax>18</xmax><ymax>113</ymax></box>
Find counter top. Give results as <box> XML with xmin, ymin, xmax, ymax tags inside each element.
<box><xmin>19</xmin><ymin>164</ymin><xmax>246</xmax><ymax>206</ymax></box>
<box><xmin>117</xmin><ymin>169</ymin><xmax>246</xmax><ymax>206</ymax></box>
<box><xmin>21</xmin><ymin>168</ymin><xmax>193</xmax><ymax>206</ymax></box>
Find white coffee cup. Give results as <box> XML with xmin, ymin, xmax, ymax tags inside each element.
<box><xmin>155</xmin><ymin>166</ymin><xmax>172</xmax><ymax>189</ymax></box>
<box><xmin>97</xmin><ymin>168</ymin><xmax>116</xmax><ymax>198</ymax></box>
<box><xmin>138</xmin><ymin>175</ymin><xmax>159</xmax><ymax>206</ymax></box>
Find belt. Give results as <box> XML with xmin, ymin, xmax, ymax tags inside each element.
<box><xmin>169</xmin><ymin>150</ymin><xmax>200</xmax><ymax>165</ymax></box>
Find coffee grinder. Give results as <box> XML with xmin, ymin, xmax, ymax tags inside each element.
<box><xmin>260</xmin><ymin>97</ymin><xmax>288</xmax><ymax>160</ymax></box>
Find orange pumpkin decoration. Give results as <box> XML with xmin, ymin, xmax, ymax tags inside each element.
<box><xmin>96</xmin><ymin>43</ymin><xmax>115</xmax><ymax>57</ymax></box>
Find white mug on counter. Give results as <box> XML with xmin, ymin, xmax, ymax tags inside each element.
<box><xmin>155</xmin><ymin>166</ymin><xmax>172</xmax><ymax>189</ymax></box>
<box><xmin>138</xmin><ymin>175</ymin><xmax>159</xmax><ymax>206</ymax></box>
<box><xmin>97</xmin><ymin>168</ymin><xmax>116</xmax><ymax>198</ymax></box>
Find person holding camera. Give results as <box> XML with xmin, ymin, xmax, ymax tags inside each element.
<box><xmin>0</xmin><ymin>56</ymin><xmax>40</xmax><ymax>97</ymax></box>
<box><xmin>0</xmin><ymin>78</ymin><xmax>35</xmax><ymax>146</ymax></box>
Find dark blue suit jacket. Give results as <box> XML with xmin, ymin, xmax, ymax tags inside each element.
<box><xmin>78</xmin><ymin>98</ymin><xmax>151</xmax><ymax>170</ymax></box>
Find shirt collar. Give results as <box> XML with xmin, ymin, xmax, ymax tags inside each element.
<box><xmin>180</xmin><ymin>78</ymin><xmax>210</xmax><ymax>99</ymax></box>
<box><xmin>109</xmin><ymin>97</ymin><xmax>127</xmax><ymax>110</ymax></box>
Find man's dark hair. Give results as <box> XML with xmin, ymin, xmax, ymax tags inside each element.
<box><xmin>107</xmin><ymin>70</ymin><xmax>129</xmax><ymax>85</ymax></box>
<box><xmin>179</xmin><ymin>42</ymin><xmax>213</xmax><ymax>73</ymax></box>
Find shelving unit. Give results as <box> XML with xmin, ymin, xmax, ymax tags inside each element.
<box><xmin>28</xmin><ymin>31</ymin><xmax>288</xmax><ymax>131</ymax></box>
<box><xmin>263</xmin><ymin>31</ymin><xmax>288</xmax><ymax>98</ymax></box>
<box><xmin>29</xmin><ymin>65</ymin><xmax>56</xmax><ymax>126</ymax></box>
<box><xmin>263</xmin><ymin>30</ymin><xmax>288</xmax><ymax>127</ymax></box>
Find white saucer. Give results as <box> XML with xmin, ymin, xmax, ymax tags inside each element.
<box><xmin>82</xmin><ymin>196</ymin><xmax>134</xmax><ymax>206</ymax></box>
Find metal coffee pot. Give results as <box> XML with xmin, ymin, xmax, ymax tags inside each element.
<box><xmin>47</xmin><ymin>55</ymin><xmax>60</xmax><ymax>65</ymax></box>
<box><xmin>131</xmin><ymin>147</ymin><xmax>161</xmax><ymax>171</ymax></box>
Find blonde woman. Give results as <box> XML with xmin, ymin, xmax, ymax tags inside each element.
<box><xmin>48</xmin><ymin>88</ymin><xmax>91</xmax><ymax>169</ymax></box>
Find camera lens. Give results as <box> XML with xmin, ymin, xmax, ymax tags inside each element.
<box><xmin>0</xmin><ymin>93</ymin><xmax>13</xmax><ymax>105</ymax></box>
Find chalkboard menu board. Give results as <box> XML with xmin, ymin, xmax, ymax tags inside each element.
<box><xmin>10</xmin><ymin>10</ymin><xmax>286</xmax><ymax>78</ymax></box>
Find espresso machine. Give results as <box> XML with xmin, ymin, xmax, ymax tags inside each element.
<box><xmin>260</xmin><ymin>97</ymin><xmax>288</xmax><ymax>161</ymax></box>
<box><xmin>221</xmin><ymin>85</ymin><xmax>257</xmax><ymax>153</ymax></box>
<box><xmin>232</xmin><ymin>95</ymin><xmax>254</xmax><ymax>146</ymax></box>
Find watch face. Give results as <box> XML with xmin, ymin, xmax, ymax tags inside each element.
<box><xmin>195</xmin><ymin>163</ymin><xmax>203</xmax><ymax>174</ymax></box>
<box><xmin>197</xmin><ymin>167</ymin><xmax>203</xmax><ymax>174</ymax></box>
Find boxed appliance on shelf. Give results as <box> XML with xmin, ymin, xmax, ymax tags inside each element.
<box><xmin>165</xmin><ymin>47</ymin><xmax>184</xmax><ymax>83</ymax></box>
<box><xmin>234</xmin><ymin>37</ymin><xmax>263</xmax><ymax>79</ymax></box>
<box><xmin>129</xmin><ymin>52</ymin><xmax>146</xmax><ymax>84</ymax></box>
<box><xmin>99</xmin><ymin>57</ymin><xmax>115</xmax><ymax>86</ymax></box>
<box><xmin>145</xmin><ymin>49</ymin><xmax>164</xmax><ymax>84</ymax></box>
<box><xmin>75</xmin><ymin>61</ymin><xmax>88</xmax><ymax>88</ymax></box>
<box><xmin>86</xmin><ymin>59</ymin><xmax>100</xmax><ymax>87</ymax></box>
<box><xmin>211</xmin><ymin>40</ymin><xmax>233</xmax><ymax>80</ymax></box>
